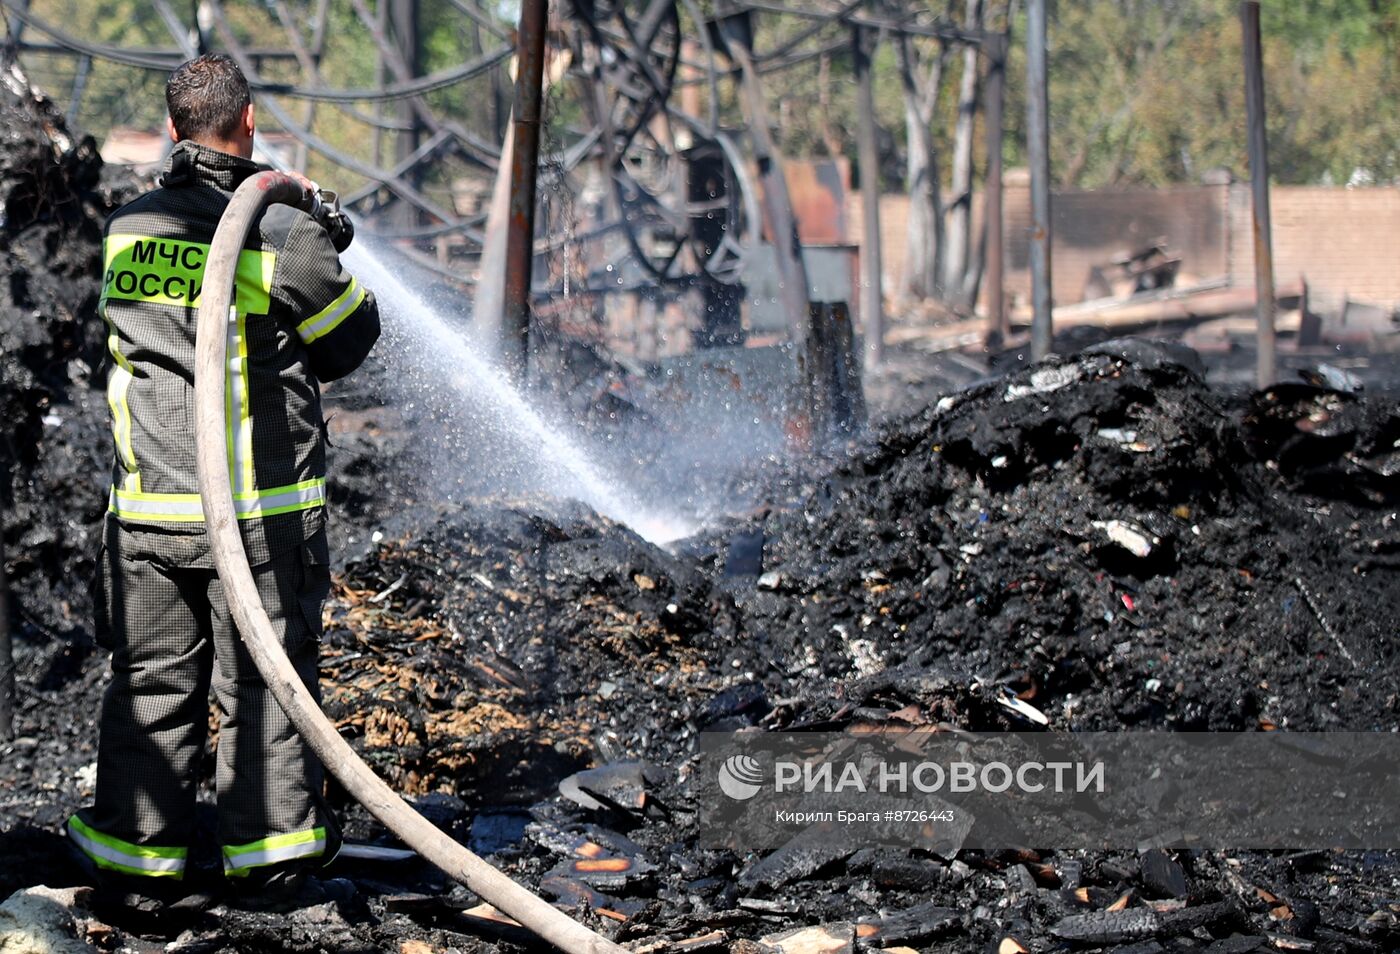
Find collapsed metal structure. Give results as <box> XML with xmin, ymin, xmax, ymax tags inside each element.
<box><xmin>2</xmin><ymin>0</ymin><xmax>1006</xmax><ymax>319</ymax></box>
<box><xmin>3</xmin><ymin>0</ymin><xmax>1293</xmax><ymax>396</ymax></box>
<box><xmin>14</xmin><ymin>1</ymin><xmax>1152</xmax><ymax>435</ymax></box>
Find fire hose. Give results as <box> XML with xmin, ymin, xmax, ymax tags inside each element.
<box><xmin>193</xmin><ymin>171</ymin><xmax>626</xmax><ymax>954</ymax></box>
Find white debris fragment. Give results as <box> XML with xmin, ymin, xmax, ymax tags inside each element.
<box><xmin>1004</xmin><ymin>364</ymin><xmax>1082</xmax><ymax>402</ymax></box>
<box><xmin>844</xmin><ymin>636</ymin><xmax>884</xmax><ymax>677</ymax></box>
<box><xmin>997</xmin><ymin>688</ymin><xmax>1050</xmax><ymax>726</ymax></box>
<box><xmin>73</xmin><ymin>762</ymin><xmax>97</xmax><ymax>792</ymax></box>
<box><xmin>0</xmin><ymin>886</ymin><xmax>94</xmax><ymax>954</ymax></box>
<box><xmin>757</xmin><ymin>571</ymin><xmax>784</xmax><ymax>591</ymax></box>
<box><xmin>758</xmin><ymin>922</ymin><xmax>855</xmax><ymax>954</ymax></box>
<box><xmin>337</xmin><ymin>843</ymin><xmax>416</xmax><ymax>862</ymax></box>
<box><xmin>1096</xmin><ymin>428</ymin><xmax>1152</xmax><ymax>452</ymax></box>
<box><xmin>1091</xmin><ymin>519</ymin><xmax>1155</xmax><ymax>558</ymax></box>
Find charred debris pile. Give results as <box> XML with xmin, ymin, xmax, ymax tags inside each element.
<box><xmin>312</xmin><ymin>343</ymin><xmax>1400</xmax><ymax>952</ymax></box>
<box><xmin>329</xmin><ymin>339</ymin><xmax>1400</xmax><ymax>792</ymax></box>
<box><xmin>0</xmin><ymin>68</ymin><xmax>134</xmax><ymax>651</ymax></box>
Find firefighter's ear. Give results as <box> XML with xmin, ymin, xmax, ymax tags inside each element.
<box><xmin>166</xmin><ymin>116</ymin><xmax>180</xmax><ymax>144</ymax></box>
<box><xmin>242</xmin><ymin>102</ymin><xmax>256</xmax><ymax>139</ymax></box>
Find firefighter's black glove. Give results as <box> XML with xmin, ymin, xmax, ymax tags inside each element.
<box><xmin>309</xmin><ymin>188</ymin><xmax>355</xmax><ymax>253</ymax></box>
<box><xmin>323</xmin><ymin>210</ymin><xmax>355</xmax><ymax>253</ymax></box>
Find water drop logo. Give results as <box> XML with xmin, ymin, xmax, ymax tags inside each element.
<box><xmin>717</xmin><ymin>753</ymin><xmax>765</xmax><ymax>801</ymax></box>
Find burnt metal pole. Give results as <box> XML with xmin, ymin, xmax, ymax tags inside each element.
<box><xmin>374</xmin><ymin>0</ymin><xmax>387</xmax><ymax>169</ymax></box>
<box><xmin>502</xmin><ymin>0</ymin><xmax>548</xmax><ymax>379</ymax></box>
<box><xmin>3</xmin><ymin>0</ymin><xmax>29</xmax><ymax>59</ymax></box>
<box><xmin>983</xmin><ymin>30</ymin><xmax>1007</xmax><ymax>344</ymax></box>
<box><xmin>389</xmin><ymin>0</ymin><xmax>421</xmax><ymax>230</ymax></box>
<box><xmin>1241</xmin><ymin>1</ymin><xmax>1276</xmax><ymax>388</ymax></box>
<box><xmin>719</xmin><ymin>7</ymin><xmax>818</xmax><ymax>436</ymax></box>
<box><xmin>853</xmin><ymin>23</ymin><xmax>883</xmax><ymax>369</ymax></box>
<box><xmin>1026</xmin><ymin>0</ymin><xmax>1052</xmax><ymax>359</ymax></box>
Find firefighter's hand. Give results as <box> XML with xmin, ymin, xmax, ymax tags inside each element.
<box><xmin>308</xmin><ymin>190</ymin><xmax>354</xmax><ymax>253</ymax></box>
<box><xmin>283</xmin><ymin>171</ymin><xmax>320</xmax><ymax>207</ymax></box>
<box><xmin>322</xmin><ymin>210</ymin><xmax>355</xmax><ymax>253</ymax></box>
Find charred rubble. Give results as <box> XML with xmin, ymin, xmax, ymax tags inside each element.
<box><xmin>220</xmin><ymin>343</ymin><xmax>1400</xmax><ymax>953</ymax></box>
<box><xmin>0</xmin><ymin>67</ymin><xmax>136</xmax><ymax>679</ymax></box>
<box><xmin>2</xmin><ymin>67</ymin><xmax>1399</xmax><ymax>954</ymax></box>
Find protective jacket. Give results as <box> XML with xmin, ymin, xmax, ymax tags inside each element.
<box><xmin>99</xmin><ymin>140</ymin><xmax>379</xmax><ymax>564</ymax></box>
<box><xmin>67</xmin><ymin>140</ymin><xmax>376</xmax><ymax>885</ymax></box>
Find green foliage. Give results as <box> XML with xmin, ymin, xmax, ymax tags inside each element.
<box><xmin>999</xmin><ymin>0</ymin><xmax>1400</xmax><ymax>186</ymax></box>
<box><xmin>12</xmin><ymin>0</ymin><xmax>1398</xmax><ymax>190</ymax></box>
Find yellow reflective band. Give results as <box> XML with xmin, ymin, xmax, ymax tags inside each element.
<box><xmin>223</xmin><ymin>827</ymin><xmax>327</xmax><ymax>877</ymax></box>
<box><xmin>99</xmin><ymin>235</ymin><xmax>275</xmax><ymax>501</ymax></box>
<box><xmin>101</xmin><ymin>234</ymin><xmax>274</xmax><ymax>315</ymax></box>
<box><xmin>67</xmin><ymin>816</ymin><xmax>186</xmax><ymax>879</ymax></box>
<box><xmin>99</xmin><ymin>300</ymin><xmax>141</xmax><ymax>491</ymax></box>
<box><xmin>226</xmin><ymin>306</ymin><xmax>254</xmax><ymax>496</ymax></box>
<box><xmin>296</xmin><ymin>278</ymin><xmax>364</xmax><ymax>344</ymax></box>
<box><xmin>108</xmin><ymin>478</ymin><xmax>326</xmax><ymax>523</ymax></box>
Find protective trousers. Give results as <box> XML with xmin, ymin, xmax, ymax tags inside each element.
<box><xmin>67</xmin><ymin>527</ymin><xmax>340</xmax><ymax>881</ymax></box>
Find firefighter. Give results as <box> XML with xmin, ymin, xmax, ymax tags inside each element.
<box><xmin>67</xmin><ymin>53</ymin><xmax>380</xmax><ymax>914</ymax></box>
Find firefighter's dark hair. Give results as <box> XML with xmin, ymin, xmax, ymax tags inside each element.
<box><xmin>166</xmin><ymin>54</ymin><xmax>251</xmax><ymax>142</ymax></box>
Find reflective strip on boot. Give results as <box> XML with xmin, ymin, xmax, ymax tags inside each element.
<box><xmin>67</xmin><ymin>815</ymin><xmax>187</xmax><ymax>879</ymax></box>
<box><xmin>223</xmin><ymin>827</ymin><xmax>327</xmax><ymax>877</ymax></box>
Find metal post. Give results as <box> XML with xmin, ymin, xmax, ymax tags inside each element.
<box><xmin>306</xmin><ymin>0</ymin><xmax>330</xmax><ymax>170</ymax></box>
<box><xmin>1026</xmin><ymin>0</ymin><xmax>1053</xmax><ymax>360</ymax></box>
<box><xmin>1241</xmin><ymin>1</ymin><xmax>1276</xmax><ymax>388</ymax></box>
<box><xmin>502</xmin><ymin>0</ymin><xmax>548</xmax><ymax>379</ymax></box>
<box><xmin>719</xmin><ymin>9</ymin><xmax>816</xmax><ymax>434</ymax></box>
<box><xmin>475</xmin><ymin>109</ymin><xmax>514</xmax><ymax>351</ymax></box>
<box><xmin>65</xmin><ymin>53</ymin><xmax>91</xmax><ymax>128</ymax></box>
<box><xmin>374</xmin><ymin>0</ymin><xmax>387</xmax><ymax>168</ymax></box>
<box><xmin>983</xmin><ymin>31</ymin><xmax>1007</xmax><ymax>344</ymax></box>
<box><xmin>853</xmin><ymin>24</ymin><xmax>883</xmax><ymax>369</ymax></box>
<box><xmin>0</xmin><ymin>523</ymin><xmax>14</xmax><ymax>741</ymax></box>
<box><xmin>390</xmin><ymin>0</ymin><xmax>421</xmax><ymax>230</ymax></box>
<box><xmin>3</xmin><ymin>0</ymin><xmax>29</xmax><ymax>60</ymax></box>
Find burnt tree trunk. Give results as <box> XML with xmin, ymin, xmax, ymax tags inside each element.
<box><xmin>896</xmin><ymin>31</ymin><xmax>948</xmax><ymax>303</ymax></box>
<box><xmin>942</xmin><ymin>0</ymin><xmax>983</xmax><ymax>305</ymax></box>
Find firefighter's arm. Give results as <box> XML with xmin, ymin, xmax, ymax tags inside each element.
<box><xmin>269</xmin><ymin>209</ymin><xmax>380</xmax><ymax>382</ymax></box>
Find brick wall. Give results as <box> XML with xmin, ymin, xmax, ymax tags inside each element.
<box><xmin>1003</xmin><ymin>184</ymin><xmax>1231</xmax><ymax>305</ymax></box>
<box><xmin>1231</xmin><ymin>185</ymin><xmax>1400</xmax><ymax>306</ymax></box>
<box><xmin>848</xmin><ymin>182</ymin><xmax>1400</xmax><ymax>311</ymax></box>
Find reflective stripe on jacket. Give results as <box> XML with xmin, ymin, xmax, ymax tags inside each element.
<box><xmin>99</xmin><ymin>141</ymin><xmax>379</xmax><ymax>564</ymax></box>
